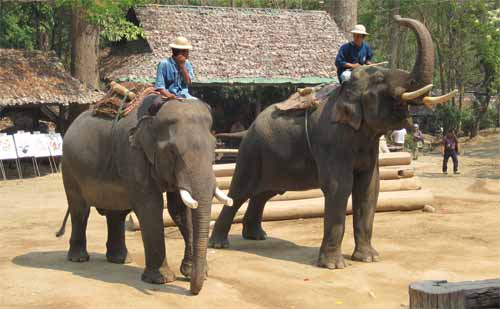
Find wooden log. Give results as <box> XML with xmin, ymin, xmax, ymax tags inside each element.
<box><xmin>378</xmin><ymin>152</ymin><xmax>412</xmax><ymax>166</ymax></box>
<box><xmin>110</xmin><ymin>81</ymin><xmax>136</xmax><ymax>100</ymax></box>
<box><xmin>216</xmin><ymin>167</ymin><xmax>416</xmax><ymax>190</ymax></box>
<box><xmin>409</xmin><ymin>279</ymin><xmax>500</xmax><ymax>309</ymax></box>
<box><xmin>126</xmin><ymin>189</ymin><xmax>433</xmax><ymax>230</ymax></box>
<box><xmin>212</xmin><ymin>177</ymin><xmax>421</xmax><ymax>204</ymax></box>
<box><xmin>212</xmin><ymin>152</ymin><xmax>412</xmax><ymax>177</ymax></box>
<box><xmin>213</xmin><ymin>159</ymin><xmax>413</xmax><ymax>179</ymax></box>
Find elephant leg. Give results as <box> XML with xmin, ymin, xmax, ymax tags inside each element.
<box><xmin>105</xmin><ymin>209</ymin><xmax>132</xmax><ymax>264</ymax></box>
<box><xmin>242</xmin><ymin>191</ymin><xmax>277</xmax><ymax>240</ymax></box>
<box><xmin>66</xmin><ymin>192</ymin><xmax>91</xmax><ymax>262</ymax></box>
<box><xmin>133</xmin><ymin>192</ymin><xmax>175</xmax><ymax>284</ymax></box>
<box><xmin>316</xmin><ymin>160</ymin><xmax>353</xmax><ymax>270</ymax></box>
<box><xmin>351</xmin><ymin>165</ymin><xmax>380</xmax><ymax>263</ymax></box>
<box><xmin>166</xmin><ymin>191</ymin><xmax>195</xmax><ymax>278</ymax></box>
<box><xmin>209</xmin><ymin>197</ymin><xmax>248</xmax><ymax>249</ymax></box>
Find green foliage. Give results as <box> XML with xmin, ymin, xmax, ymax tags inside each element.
<box><xmin>54</xmin><ymin>0</ymin><xmax>147</xmax><ymax>42</ymax></box>
<box><xmin>425</xmin><ymin>104</ymin><xmax>463</xmax><ymax>133</ymax></box>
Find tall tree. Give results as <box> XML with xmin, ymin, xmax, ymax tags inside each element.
<box><xmin>389</xmin><ymin>0</ymin><xmax>400</xmax><ymax>69</ymax></box>
<box><xmin>70</xmin><ymin>6</ymin><xmax>99</xmax><ymax>89</ymax></box>
<box><xmin>330</xmin><ymin>0</ymin><xmax>358</xmax><ymax>38</ymax></box>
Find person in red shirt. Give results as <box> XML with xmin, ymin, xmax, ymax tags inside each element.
<box><xmin>441</xmin><ymin>130</ymin><xmax>460</xmax><ymax>175</ymax></box>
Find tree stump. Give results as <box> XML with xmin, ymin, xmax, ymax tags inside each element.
<box><xmin>409</xmin><ymin>279</ymin><xmax>500</xmax><ymax>309</ymax></box>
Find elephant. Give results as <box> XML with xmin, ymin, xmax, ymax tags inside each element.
<box><xmin>208</xmin><ymin>16</ymin><xmax>456</xmax><ymax>269</ymax></box>
<box><xmin>57</xmin><ymin>96</ymin><xmax>232</xmax><ymax>295</ymax></box>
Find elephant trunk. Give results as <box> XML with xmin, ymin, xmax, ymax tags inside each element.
<box><xmin>190</xmin><ymin>192</ymin><xmax>212</xmax><ymax>295</ymax></box>
<box><xmin>394</xmin><ymin>15</ymin><xmax>434</xmax><ymax>88</ymax></box>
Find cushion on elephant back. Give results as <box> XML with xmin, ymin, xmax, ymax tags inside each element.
<box><xmin>91</xmin><ymin>83</ymin><xmax>159</xmax><ymax>120</ymax></box>
<box><xmin>275</xmin><ymin>83</ymin><xmax>339</xmax><ymax>111</ymax></box>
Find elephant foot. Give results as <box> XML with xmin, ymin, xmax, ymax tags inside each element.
<box><xmin>141</xmin><ymin>268</ymin><xmax>176</xmax><ymax>285</ymax></box>
<box><xmin>317</xmin><ymin>252</ymin><xmax>347</xmax><ymax>269</ymax></box>
<box><xmin>242</xmin><ymin>224</ymin><xmax>267</xmax><ymax>240</ymax></box>
<box><xmin>180</xmin><ymin>259</ymin><xmax>209</xmax><ymax>279</ymax></box>
<box><xmin>106</xmin><ymin>249</ymin><xmax>132</xmax><ymax>264</ymax></box>
<box><xmin>208</xmin><ymin>233</ymin><xmax>230</xmax><ymax>249</ymax></box>
<box><xmin>352</xmin><ymin>246</ymin><xmax>380</xmax><ymax>263</ymax></box>
<box><xmin>67</xmin><ymin>247</ymin><xmax>89</xmax><ymax>263</ymax></box>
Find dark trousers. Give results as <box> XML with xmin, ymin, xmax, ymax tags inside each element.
<box><xmin>442</xmin><ymin>151</ymin><xmax>458</xmax><ymax>173</ymax></box>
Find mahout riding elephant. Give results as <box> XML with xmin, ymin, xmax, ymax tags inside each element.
<box><xmin>209</xmin><ymin>16</ymin><xmax>456</xmax><ymax>269</ymax></box>
<box><xmin>58</xmin><ymin>96</ymin><xmax>232</xmax><ymax>295</ymax></box>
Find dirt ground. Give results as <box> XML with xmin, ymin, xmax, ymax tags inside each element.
<box><xmin>0</xmin><ymin>132</ymin><xmax>499</xmax><ymax>309</ymax></box>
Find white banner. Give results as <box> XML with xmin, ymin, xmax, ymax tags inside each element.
<box><xmin>0</xmin><ymin>134</ymin><xmax>18</xmax><ymax>160</ymax></box>
<box><xmin>32</xmin><ymin>133</ymin><xmax>52</xmax><ymax>158</ymax></box>
<box><xmin>13</xmin><ymin>133</ymin><xmax>36</xmax><ymax>158</ymax></box>
<box><xmin>47</xmin><ymin>133</ymin><xmax>63</xmax><ymax>157</ymax></box>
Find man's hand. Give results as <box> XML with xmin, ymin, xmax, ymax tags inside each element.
<box><xmin>174</xmin><ymin>54</ymin><xmax>187</xmax><ymax>66</ymax></box>
<box><xmin>345</xmin><ymin>63</ymin><xmax>361</xmax><ymax>69</ymax></box>
<box><xmin>158</xmin><ymin>89</ymin><xmax>178</xmax><ymax>100</ymax></box>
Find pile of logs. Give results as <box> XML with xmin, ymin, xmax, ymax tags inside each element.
<box><xmin>127</xmin><ymin>152</ymin><xmax>433</xmax><ymax>230</ymax></box>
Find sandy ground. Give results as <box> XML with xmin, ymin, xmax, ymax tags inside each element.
<box><xmin>0</xmin><ymin>132</ymin><xmax>499</xmax><ymax>309</ymax></box>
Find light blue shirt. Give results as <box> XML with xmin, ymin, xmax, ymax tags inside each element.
<box><xmin>154</xmin><ymin>57</ymin><xmax>195</xmax><ymax>99</ymax></box>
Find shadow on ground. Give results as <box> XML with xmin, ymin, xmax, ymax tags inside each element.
<box><xmin>224</xmin><ymin>235</ymin><xmax>353</xmax><ymax>267</ymax></box>
<box><xmin>12</xmin><ymin>251</ymin><xmax>190</xmax><ymax>296</ymax></box>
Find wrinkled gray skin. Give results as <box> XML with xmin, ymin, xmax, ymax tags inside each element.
<box><xmin>209</xmin><ymin>17</ymin><xmax>435</xmax><ymax>269</ymax></box>
<box><xmin>61</xmin><ymin>97</ymin><xmax>216</xmax><ymax>294</ymax></box>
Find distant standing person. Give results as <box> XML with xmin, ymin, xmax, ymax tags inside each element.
<box><xmin>412</xmin><ymin>124</ymin><xmax>424</xmax><ymax>160</ymax></box>
<box><xmin>392</xmin><ymin>128</ymin><xmax>407</xmax><ymax>150</ymax></box>
<box><xmin>442</xmin><ymin>130</ymin><xmax>460</xmax><ymax>175</ymax></box>
<box><xmin>335</xmin><ymin>24</ymin><xmax>373</xmax><ymax>83</ymax></box>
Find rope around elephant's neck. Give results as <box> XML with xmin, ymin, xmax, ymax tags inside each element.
<box><xmin>112</xmin><ymin>90</ymin><xmax>129</xmax><ymax>128</ymax></box>
<box><xmin>305</xmin><ymin>109</ymin><xmax>314</xmax><ymax>159</ymax></box>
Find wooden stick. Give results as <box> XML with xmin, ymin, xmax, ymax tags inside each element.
<box><xmin>126</xmin><ymin>189</ymin><xmax>433</xmax><ymax>230</ymax></box>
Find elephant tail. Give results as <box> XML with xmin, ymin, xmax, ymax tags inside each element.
<box><xmin>55</xmin><ymin>208</ymin><xmax>70</xmax><ymax>237</ymax></box>
<box><xmin>216</xmin><ymin>130</ymin><xmax>248</xmax><ymax>140</ymax></box>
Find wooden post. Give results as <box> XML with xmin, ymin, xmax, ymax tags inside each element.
<box><xmin>409</xmin><ymin>279</ymin><xmax>500</xmax><ymax>309</ymax></box>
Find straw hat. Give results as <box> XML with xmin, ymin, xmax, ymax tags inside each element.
<box><xmin>169</xmin><ymin>36</ymin><xmax>193</xmax><ymax>50</ymax></box>
<box><xmin>351</xmin><ymin>24</ymin><xmax>369</xmax><ymax>35</ymax></box>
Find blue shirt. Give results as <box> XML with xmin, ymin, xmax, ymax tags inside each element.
<box><xmin>154</xmin><ymin>57</ymin><xmax>195</xmax><ymax>99</ymax></box>
<box><xmin>335</xmin><ymin>42</ymin><xmax>373</xmax><ymax>80</ymax></box>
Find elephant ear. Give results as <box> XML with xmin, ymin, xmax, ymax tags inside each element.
<box><xmin>330</xmin><ymin>81</ymin><xmax>363</xmax><ymax>130</ymax></box>
<box><xmin>129</xmin><ymin>116</ymin><xmax>157</xmax><ymax>165</ymax></box>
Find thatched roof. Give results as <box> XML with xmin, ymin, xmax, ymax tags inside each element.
<box><xmin>0</xmin><ymin>49</ymin><xmax>102</xmax><ymax>106</ymax></box>
<box><xmin>101</xmin><ymin>5</ymin><xmax>345</xmax><ymax>85</ymax></box>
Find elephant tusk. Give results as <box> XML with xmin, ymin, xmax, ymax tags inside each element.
<box><xmin>422</xmin><ymin>89</ymin><xmax>459</xmax><ymax>108</ymax></box>
<box><xmin>180</xmin><ymin>190</ymin><xmax>198</xmax><ymax>209</ymax></box>
<box><xmin>214</xmin><ymin>187</ymin><xmax>233</xmax><ymax>207</ymax></box>
<box><xmin>400</xmin><ymin>84</ymin><xmax>433</xmax><ymax>101</ymax></box>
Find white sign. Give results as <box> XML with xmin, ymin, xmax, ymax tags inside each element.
<box><xmin>47</xmin><ymin>133</ymin><xmax>63</xmax><ymax>157</ymax></box>
<box><xmin>0</xmin><ymin>134</ymin><xmax>18</xmax><ymax>160</ymax></box>
<box><xmin>32</xmin><ymin>134</ymin><xmax>51</xmax><ymax>158</ymax></box>
<box><xmin>13</xmin><ymin>133</ymin><xmax>35</xmax><ymax>158</ymax></box>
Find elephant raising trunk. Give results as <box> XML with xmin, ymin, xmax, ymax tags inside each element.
<box><xmin>394</xmin><ymin>15</ymin><xmax>434</xmax><ymax>89</ymax></box>
<box><xmin>395</xmin><ymin>15</ymin><xmax>458</xmax><ymax>107</ymax></box>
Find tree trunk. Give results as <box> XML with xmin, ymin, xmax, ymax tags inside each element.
<box><xmin>390</xmin><ymin>0</ymin><xmax>400</xmax><ymax>69</ymax></box>
<box><xmin>330</xmin><ymin>0</ymin><xmax>358</xmax><ymax>39</ymax></box>
<box><xmin>71</xmin><ymin>7</ymin><xmax>100</xmax><ymax>89</ymax></box>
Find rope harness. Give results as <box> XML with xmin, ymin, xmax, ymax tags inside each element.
<box><xmin>304</xmin><ymin>109</ymin><xmax>314</xmax><ymax>158</ymax></box>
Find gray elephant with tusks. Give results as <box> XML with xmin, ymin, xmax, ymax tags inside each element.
<box><xmin>209</xmin><ymin>16</ymin><xmax>456</xmax><ymax>268</ymax></box>
<box><xmin>56</xmin><ymin>96</ymin><xmax>233</xmax><ymax>295</ymax></box>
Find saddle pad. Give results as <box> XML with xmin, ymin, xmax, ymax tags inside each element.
<box><xmin>275</xmin><ymin>83</ymin><xmax>339</xmax><ymax>111</ymax></box>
